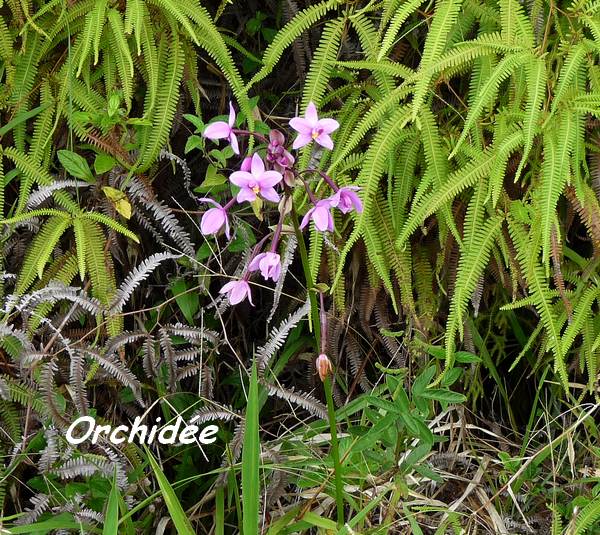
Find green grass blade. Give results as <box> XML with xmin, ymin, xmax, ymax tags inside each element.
<box><xmin>102</xmin><ymin>470</ymin><xmax>120</xmax><ymax>535</ymax></box>
<box><xmin>242</xmin><ymin>361</ymin><xmax>260</xmax><ymax>535</ymax></box>
<box><xmin>145</xmin><ymin>447</ymin><xmax>195</xmax><ymax>535</ymax></box>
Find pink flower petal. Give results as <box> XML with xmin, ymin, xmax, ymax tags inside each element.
<box><xmin>300</xmin><ymin>208</ymin><xmax>313</xmax><ymax>229</ymax></box>
<box><xmin>201</xmin><ymin>208</ymin><xmax>225</xmax><ymax>235</ymax></box>
<box><xmin>219</xmin><ymin>281</ymin><xmax>237</xmax><ymax>294</ymax></box>
<box><xmin>250</xmin><ymin>153</ymin><xmax>265</xmax><ymax>176</ymax></box>
<box><xmin>198</xmin><ymin>197</ymin><xmax>223</xmax><ymax>209</ymax></box>
<box><xmin>312</xmin><ymin>206</ymin><xmax>330</xmax><ymax>231</ymax></box>
<box><xmin>204</xmin><ymin>121</ymin><xmax>231</xmax><ymax>140</ymax></box>
<box><xmin>228</xmin><ymin>102</ymin><xmax>236</xmax><ymax>127</ymax></box>
<box><xmin>289</xmin><ymin>117</ymin><xmax>313</xmax><ymax>135</ymax></box>
<box><xmin>317</xmin><ymin>118</ymin><xmax>339</xmax><ymax>134</ymax></box>
<box><xmin>260</xmin><ymin>187</ymin><xmax>280</xmax><ymax>203</ymax></box>
<box><xmin>237</xmin><ymin>188</ymin><xmax>256</xmax><ymax>203</ymax></box>
<box><xmin>293</xmin><ymin>133</ymin><xmax>312</xmax><ymax>150</ymax></box>
<box><xmin>230</xmin><ymin>171</ymin><xmax>253</xmax><ymax>187</ymax></box>
<box><xmin>248</xmin><ymin>253</ymin><xmax>265</xmax><ymax>272</ymax></box>
<box><xmin>229</xmin><ymin>282</ymin><xmax>249</xmax><ymax>304</ymax></box>
<box><xmin>315</xmin><ymin>133</ymin><xmax>334</xmax><ymax>150</ymax></box>
<box><xmin>240</xmin><ymin>156</ymin><xmax>252</xmax><ymax>172</ymax></box>
<box><xmin>229</xmin><ymin>133</ymin><xmax>239</xmax><ymax>155</ymax></box>
<box><xmin>305</xmin><ymin>102</ymin><xmax>318</xmax><ymax>124</ymax></box>
<box><xmin>259</xmin><ymin>170</ymin><xmax>283</xmax><ymax>188</ymax></box>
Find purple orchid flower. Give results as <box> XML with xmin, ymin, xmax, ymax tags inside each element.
<box><xmin>219</xmin><ymin>279</ymin><xmax>253</xmax><ymax>305</ymax></box>
<box><xmin>329</xmin><ymin>186</ymin><xmax>363</xmax><ymax>214</ymax></box>
<box><xmin>240</xmin><ymin>155</ymin><xmax>252</xmax><ymax>172</ymax></box>
<box><xmin>289</xmin><ymin>102</ymin><xmax>339</xmax><ymax>150</ymax></box>
<box><xmin>267</xmin><ymin>130</ymin><xmax>295</xmax><ymax>171</ymax></box>
<box><xmin>199</xmin><ymin>198</ymin><xmax>230</xmax><ymax>239</ymax></box>
<box><xmin>230</xmin><ymin>153</ymin><xmax>282</xmax><ymax>203</ymax></box>
<box><xmin>203</xmin><ymin>102</ymin><xmax>239</xmax><ymax>155</ymax></box>
<box><xmin>248</xmin><ymin>252</ymin><xmax>281</xmax><ymax>282</ymax></box>
<box><xmin>300</xmin><ymin>199</ymin><xmax>335</xmax><ymax>232</ymax></box>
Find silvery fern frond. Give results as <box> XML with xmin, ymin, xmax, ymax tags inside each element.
<box><xmin>110</xmin><ymin>252</ymin><xmax>180</xmax><ymax>313</ymax></box>
<box><xmin>267</xmin><ymin>235</ymin><xmax>297</xmax><ymax>324</ymax></box>
<box><xmin>27</xmin><ymin>181</ymin><xmax>91</xmax><ymax>209</ymax></box>
<box><xmin>190</xmin><ymin>403</ymin><xmax>240</xmax><ymax>425</ymax></box>
<box><xmin>18</xmin><ymin>282</ymin><xmax>103</xmax><ymax>315</ymax></box>
<box><xmin>166</xmin><ymin>323</ymin><xmax>220</xmax><ymax>346</ymax></box>
<box><xmin>15</xmin><ymin>493</ymin><xmax>50</xmax><ymax>525</ymax></box>
<box><xmin>158</xmin><ymin>149</ymin><xmax>193</xmax><ymax>199</ymax></box>
<box><xmin>127</xmin><ymin>177</ymin><xmax>194</xmax><ymax>256</ymax></box>
<box><xmin>261</xmin><ymin>381</ymin><xmax>327</xmax><ymax>419</ymax></box>
<box><xmin>104</xmin><ymin>331</ymin><xmax>149</xmax><ymax>357</ymax></box>
<box><xmin>52</xmin><ymin>456</ymin><xmax>113</xmax><ymax>480</ymax></box>
<box><xmin>39</xmin><ymin>427</ymin><xmax>60</xmax><ymax>472</ymax></box>
<box><xmin>80</xmin><ymin>349</ymin><xmax>143</xmax><ymax>405</ymax></box>
<box><xmin>257</xmin><ymin>299</ymin><xmax>310</xmax><ymax>375</ymax></box>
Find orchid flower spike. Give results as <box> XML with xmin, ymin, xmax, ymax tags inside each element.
<box><xmin>199</xmin><ymin>198</ymin><xmax>230</xmax><ymax>239</ymax></box>
<box><xmin>203</xmin><ymin>102</ymin><xmax>239</xmax><ymax>155</ymax></box>
<box><xmin>249</xmin><ymin>252</ymin><xmax>281</xmax><ymax>282</ymax></box>
<box><xmin>289</xmin><ymin>102</ymin><xmax>339</xmax><ymax>150</ymax></box>
<box><xmin>230</xmin><ymin>153</ymin><xmax>282</xmax><ymax>204</ymax></box>
<box><xmin>219</xmin><ymin>279</ymin><xmax>253</xmax><ymax>305</ymax></box>
<box><xmin>300</xmin><ymin>199</ymin><xmax>335</xmax><ymax>232</ymax></box>
<box><xmin>329</xmin><ymin>186</ymin><xmax>363</xmax><ymax>214</ymax></box>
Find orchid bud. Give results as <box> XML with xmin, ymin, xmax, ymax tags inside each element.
<box><xmin>278</xmin><ymin>194</ymin><xmax>293</xmax><ymax>217</ymax></box>
<box><xmin>316</xmin><ymin>353</ymin><xmax>332</xmax><ymax>382</ymax></box>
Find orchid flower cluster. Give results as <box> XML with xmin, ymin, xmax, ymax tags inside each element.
<box><xmin>200</xmin><ymin>102</ymin><xmax>363</xmax><ymax>306</ymax></box>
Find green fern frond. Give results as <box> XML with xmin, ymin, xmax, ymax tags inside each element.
<box><xmin>136</xmin><ymin>27</ymin><xmax>184</xmax><ymax>172</ymax></box>
<box><xmin>445</xmin><ymin>214</ymin><xmax>504</xmax><ymax>371</ymax></box>
<box><xmin>538</xmin><ymin>115</ymin><xmax>573</xmax><ymax>267</ymax></box>
<box><xmin>573</xmin><ymin>496</ymin><xmax>600</xmax><ymax>534</ymax></box>
<box><xmin>16</xmin><ymin>215</ymin><xmax>70</xmax><ymax>293</ymax></box>
<box><xmin>450</xmin><ymin>51</ymin><xmax>530</xmax><ymax>158</ymax></box>
<box><xmin>302</xmin><ymin>17</ymin><xmax>345</xmax><ymax>110</ymax></box>
<box><xmin>107</xmin><ymin>8</ymin><xmax>134</xmax><ymax>108</ymax></box>
<box><xmin>500</xmin><ymin>0</ymin><xmax>534</xmax><ymax>48</ymax></box>
<box><xmin>350</xmin><ymin>12</ymin><xmax>394</xmax><ymax>93</ymax></box>
<box><xmin>514</xmin><ymin>55</ymin><xmax>545</xmax><ymax>180</ymax></box>
<box><xmin>248</xmin><ymin>0</ymin><xmax>340</xmax><ymax>89</ymax></box>
<box><xmin>411</xmin><ymin>0</ymin><xmax>464</xmax><ymax>120</ymax></box>
<box><xmin>378</xmin><ymin>0</ymin><xmax>426</xmax><ymax>61</ymax></box>
<box><xmin>72</xmin><ymin>216</ymin><xmax>87</xmax><ymax>281</ymax></box>
<box><xmin>79</xmin><ymin>212</ymin><xmax>139</xmax><ymax>243</ymax></box>
<box><xmin>560</xmin><ymin>285</ymin><xmax>598</xmax><ymax>356</ymax></box>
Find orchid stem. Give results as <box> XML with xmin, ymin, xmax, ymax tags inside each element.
<box><xmin>290</xmin><ymin>198</ymin><xmax>343</xmax><ymax>527</ymax></box>
<box><xmin>289</xmin><ymin>201</ymin><xmax>320</xmax><ymax>342</ymax></box>
<box><xmin>324</xmin><ymin>374</ymin><xmax>344</xmax><ymax>528</ymax></box>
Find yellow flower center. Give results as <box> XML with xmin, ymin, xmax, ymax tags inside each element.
<box><xmin>252</xmin><ymin>185</ymin><xmax>260</xmax><ymax>194</ymax></box>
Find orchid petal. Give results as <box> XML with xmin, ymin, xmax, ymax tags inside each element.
<box><xmin>229</xmin><ymin>171</ymin><xmax>253</xmax><ymax>187</ymax></box>
<box><xmin>200</xmin><ymin>208</ymin><xmax>225</xmax><ymax>235</ymax></box>
<box><xmin>260</xmin><ymin>187</ymin><xmax>280</xmax><ymax>203</ymax></box>
<box><xmin>229</xmin><ymin>133</ymin><xmax>239</xmax><ymax>155</ymax></box>
<box><xmin>259</xmin><ymin>170</ymin><xmax>283</xmax><ymax>187</ymax></box>
<box><xmin>250</xmin><ymin>153</ymin><xmax>265</xmax><ymax>176</ymax></box>
<box><xmin>305</xmin><ymin>102</ymin><xmax>318</xmax><ymax>124</ymax></box>
<box><xmin>312</xmin><ymin>206</ymin><xmax>330</xmax><ymax>231</ymax></box>
<box><xmin>317</xmin><ymin>118</ymin><xmax>339</xmax><ymax>134</ymax></box>
<box><xmin>237</xmin><ymin>188</ymin><xmax>256</xmax><ymax>203</ymax></box>
<box><xmin>315</xmin><ymin>133</ymin><xmax>334</xmax><ymax>150</ymax></box>
<box><xmin>228</xmin><ymin>102</ymin><xmax>236</xmax><ymax>127</ymax></box>
<box><xmin>293</xmin><ymin>133</ymin><xmax>312</xmax><ymax>149</ymax></box>
<box><xmin>300</xmin><ymin>208</ymin><xmax>313</xmax><ymax>229</ymax></box>
<box><xmin>204</xmin><ymin>121</ymin><xmax>231</xmax><ymax>140</ymax></box>
<box><xmin>289</xmin><ymin>117</ymin><xmax>313</xmax><ymax>135</ymax></box>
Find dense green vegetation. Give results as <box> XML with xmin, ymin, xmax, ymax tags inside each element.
<box><xmin>1</xmin><ymin>0</ymin><xmax>600</xmax><ymax>533</ymax></box>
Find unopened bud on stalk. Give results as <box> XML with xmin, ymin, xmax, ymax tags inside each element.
<box><xmin>316</xmin><ymin>353</ymin><xmax>332</xmax><ymax>382</ymax></box>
